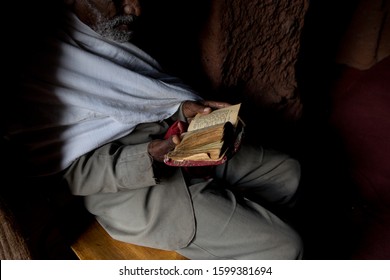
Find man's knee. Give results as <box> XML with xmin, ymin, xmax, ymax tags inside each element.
<box><xmin>263</xmin><ymin>157</ymin><xmax>301</xmax><ymax>206</ymax></box>
<box><xmin>254</xmin><ymin>227</ymin><xmax>303</xmax><ymax>260</ymax></box>
<box><xmin>237</xmin><ymin>226</ymin><xmax>303</xmax><ymax>259</ymax></box>
<box><xmin>282</xmin><ymin>158</ymin><xmax>301</xmax><ymax>196</ymax></box>
<box><xmin>278</xmin><ymin>229</ymin><xmax>304</xmax><ymax>259</ymax></box>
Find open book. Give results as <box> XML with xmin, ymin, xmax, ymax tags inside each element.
<box><xmin>164</xmin><ymin>103</ymin><xmax>244</xmax><ymax>166</ymax></box>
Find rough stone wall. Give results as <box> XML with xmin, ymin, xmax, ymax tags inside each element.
<box><xmin>200</xmin><ymin>0</ymin><xmax>309</xmax><ymax>121</ymax></box>
<box><xmin>137</xmin><ymin>0</ymin><xmax>308</xmax><ymax>134</ymax></box>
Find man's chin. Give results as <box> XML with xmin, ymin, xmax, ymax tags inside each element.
<box><xmin>115</xmin><ymin>24</ymin><xmax>130</xmax><ymax>32</ymax></box>
<box><xmin>111</xmin><ymin>30</ymin><xmax>134</xmax><ymax>43</ymax></box>
<box><xmin>94</xmin><ymin>27</ymin><xmax>133</xmax><ymax>42</ymax></box>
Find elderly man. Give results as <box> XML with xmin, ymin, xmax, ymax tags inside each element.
<box><xmin>4</xmin><ymin>0</ymin><xmax>303</xmax><ymax>259</ymax></box>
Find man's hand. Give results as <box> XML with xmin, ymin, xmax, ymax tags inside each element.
<box><xmin>182</xmin><ymin>100</ymin><xmax>231</xmax><ymax>121</ymax></box>
<box><xmin>148</xmin><ymin>100</ymin><xmax>231</xmax><ymax>162</ymax></box>
<box><xmin>148</xmin><ymin>135</ymin><xmax>181</xmax><ymax>162</ymax></box>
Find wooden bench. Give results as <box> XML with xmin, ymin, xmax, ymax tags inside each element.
<box><xmin>71</xmin><ymin>219</ymin><xmax>187</xmax><ymax>260</ymax></box>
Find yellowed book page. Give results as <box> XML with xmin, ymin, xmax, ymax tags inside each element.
<box><xmin>187</xmin><ymin>103</ymin><xmax>241</xmax><ymax>131</ymax></box>
<box><xmin>166</xmin><ymin>123</ymin><xmax>226</xmax><ymax>161</ymax></box>
<box><xmin>168</xmin><ymin>148</ymin><xmax>222</xmax><ymax>161</ymax></box>
<box><xmin>177</xmin><ymin>124</ymin><xmax>224</xmax><ymax>149</ymax></box>
<box><xmin>175</xmin><ymin>153</ymin><xmax>212</xmax><ymax>161</ymax></box>
<box><xmin>170</xmin><ymin>140</ymin><xmax>224</xmax><ymax>155</ymax></box>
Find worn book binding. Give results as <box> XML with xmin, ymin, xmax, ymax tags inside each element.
<box><xmin>164</xmin><ymin>103</ymin><xmax>244</xmax><ymax>167</ymax></box>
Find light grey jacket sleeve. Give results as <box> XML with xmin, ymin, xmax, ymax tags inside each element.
<box><xmin>63</xmin><ymin>121</ymin><xmax>172</xmax><ymax>196</ymax></box>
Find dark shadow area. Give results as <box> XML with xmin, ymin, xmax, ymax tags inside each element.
<box><xmin>134</xmin><ymin>0</ymin><xmax>214</xmax><ymax>94</ymax></box>
<box><xmin>1</xmin><ymin>1</ymin><xmax>92</xmax><ymax>259</ymax></box>
<box><xmin>293</xmin><ymin>0</ymin><xmax>361</xmax><ymax>259</ymax></box>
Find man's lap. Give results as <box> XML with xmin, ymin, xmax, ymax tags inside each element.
<box><xmin>177</xmin><ymin>179</ymin><xmax>303</xmax><ymax>259</ymax></box>
<box><xmin>176</xmin><ymin>145</ymin><xmax>302</xmax><ymax>259</ymax></box>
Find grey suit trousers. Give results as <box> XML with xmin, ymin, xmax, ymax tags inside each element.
<box><xmin>177</xmin><ymin>144</ymin><xmax>303</xmax><ymax>259</ymax></box>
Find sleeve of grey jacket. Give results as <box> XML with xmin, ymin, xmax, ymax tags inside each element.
<box><xmin>63</xmin><ymin>141</ymin><xmax>157</xmax><ymax>196</ymax></box>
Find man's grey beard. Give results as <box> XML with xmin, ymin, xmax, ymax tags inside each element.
<box><xmin>93</xmin><ymin>15</ymin><xmax>137</xmax><ymax>43</ymax></box>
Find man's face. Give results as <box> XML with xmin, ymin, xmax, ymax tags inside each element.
<box><xmin>71</xmin><ymin>0</ymin><xmax>142</xmax><ymax>42</ymax></box>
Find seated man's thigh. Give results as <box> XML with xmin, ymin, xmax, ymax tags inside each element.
<box><xmin>215</xmin><ymin>144</ymin><xmax>301</xmax><ymax>206</ymax></box>
<box><xmin>177</xmin><ymin>181</ymin><xmax>303</xmax><ymax>260</ymax></box>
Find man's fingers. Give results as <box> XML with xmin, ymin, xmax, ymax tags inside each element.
<box><xmin>183</xmin><ymin>100</ymin><xmax>233</xmax><ymax>119</ymax></box>
<box><xmin>171</xmin><ymin>135</ymin><xmax>181</xmax><ymax>145</ymax></box>
<box><xmin>202</xmin><ymin>100</ymin><xmax>231</xmax><ymax>109</ymax></box>
<box><xmin>183</xmin><ymin>102</ymin><xmax>209</xmax><ymax>117</ymax></box>
<box><xmin>161</xmin><ymin>136</ymin><xmax>177</xmax><ymax>152</ymax></box>
<box><xmin>148</xmin><ymin>136</ymin><xmax>180</xmax><ymax>162</ymax></box>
